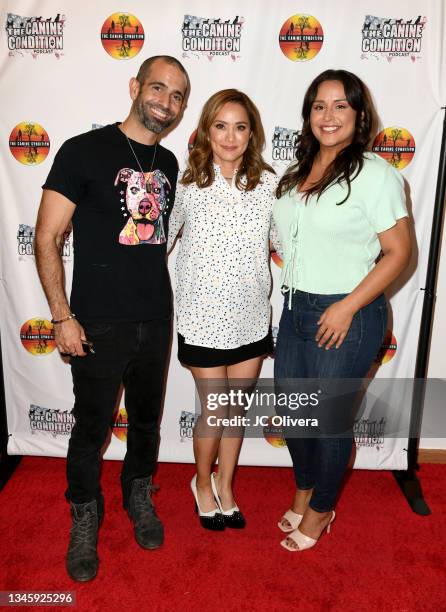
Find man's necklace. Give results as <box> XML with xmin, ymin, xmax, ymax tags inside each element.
<box><xmin>124</xmin><ymin>133</ymin><xmax>158</xmax><ymax>191</ymax></box>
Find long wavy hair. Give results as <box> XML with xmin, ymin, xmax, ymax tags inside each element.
<box><xmin>181</xmin><ymin>89</ymin><xmax>274</xmax><ymax>191</ymax></box>
<box><xmin>276</xmin><ymin>70</ymin><xmax>377</xmax><ymax>204</ymax></box>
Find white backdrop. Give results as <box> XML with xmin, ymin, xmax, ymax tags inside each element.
<box><xmin>1</xmin><ymin>0</ymin><xmax>445</xmax><ymax>469</ymax></box>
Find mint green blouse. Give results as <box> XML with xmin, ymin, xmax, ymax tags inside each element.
<box><xmin>273</xmin><ymin>153</ymin><xmax>408</xmax><ymax>301</ymax></box>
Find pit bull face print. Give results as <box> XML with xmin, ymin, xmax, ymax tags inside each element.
<box><xmin>114</xmin><ymin>168</ymin><xmax>170</xmax><ymax>245</ymax></box>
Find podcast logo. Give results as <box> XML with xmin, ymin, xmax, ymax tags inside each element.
<box><xmin>279</xmin><ymin>14</ymin><xmax>324</xmax><ymax>61</ymax></box>
<box><xmin>179</xmin><ymin>411</ymin><xmax>198</xmax><ymax>441</ymax></box>
<box><xmin>20</xmin><ymin>318</ymin><xmax>56</xmax><ymax>356</ymax></box>
<box><xmin>182</xmin><ymin>15</ymin><xmax>244</xmax><ymax>59</ymax></box>
<box><xmin>361</xmin><ymin>15</ymin><xmax>426</xmax><ymax>60</ymax></box>
<box><xmin>376</xmin><ymin>330</ymin><xmax>397</xmax><ymax>365</ymax></box>
<box><xmin>272</xmin><ymin>126</ymin><xmax>299</xmax><ymax>164</ymax></box>
<box><xmin>101</xmin><ymin>13</ymin><xmax>145</xmax><ymax>59</ymax></box>
<box><xmin>29</xmin><ymin>404</ymin><xmax>74</xmax><ymax>436</ymax></box>
<box><xmin>9</xmin><ymin>122</ymin><xmax>50</xmax><ymax>165</ymax></box>
<box><xmin>372</xmin><ymin>128</ymin><xmax>415</xmax><ymax>170</ymax></box>
<box><xmin>112</xmin><ymin>407</ymin><xmax>128</xmax><ymax>441</ymax></box>
<box><xmin>263</xmin><ymin>417</ymin><xmax>287</xmax><ymax>448</ymax></box>
<box><xmin>5</xmin><ymin>12</ymin><xmax>65</xmax><ymax>57</ymax></box>
<box><xmin>354</xmin><ymin>417</ymin><xmax>386</xmax><ymax>449</ymax></box>
<box><xmin>17</xmin><ymin>224</ymin><xmax>72</xmax><ymax>258</ymax></box>
<box><xmin>17</xmin><ymin>225</ymin><xmax>35</xmax><ymax>257</ymax></box>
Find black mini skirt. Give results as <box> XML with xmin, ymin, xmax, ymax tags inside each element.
<box><xmin>178</xmin><ymin>331</ymin><xmax>272</xmax><ymax>368</ymax></box>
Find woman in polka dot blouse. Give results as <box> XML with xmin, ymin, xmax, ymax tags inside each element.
<box><xmin>168</xmin><ymin>89</ymin><xmax>280</xmax><ymax>531</ymax></box>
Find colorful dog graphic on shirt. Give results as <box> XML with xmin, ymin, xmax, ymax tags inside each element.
<box><xmin>114</xmin><ymin>168</ymin><xmax>170</xmax><ymax>245</ymax></box>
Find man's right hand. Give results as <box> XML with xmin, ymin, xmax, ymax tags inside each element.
<box><xmin>55</xmin><ymin>318</ymin><xmax>87</xmax><ymax>357</ymax></box>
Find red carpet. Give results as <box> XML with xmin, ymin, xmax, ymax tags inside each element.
<box><xmin>0</xmin><ymin>458</ymin><xmax>445</xmax><ymax>612</ymax></box>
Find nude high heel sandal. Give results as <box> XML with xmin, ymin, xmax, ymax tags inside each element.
<box><xmin>280</xmin><ymin>511</ymin><xmax>336</xmax><ymax>552</ymax></box>
<box><xmin>278</xmin><ymin>509</ymin><xmax>303</xmax><ymax>533</ymax></box>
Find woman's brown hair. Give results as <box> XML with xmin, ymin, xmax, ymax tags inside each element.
<box><xmin>181</xmin><ymin>89</ymin><xmax>274</xmax><ymax>191</ymax></box>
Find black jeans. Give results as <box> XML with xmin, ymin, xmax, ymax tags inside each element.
<box><xmin>66</xmin><ymin>318</ymin><xmax>171</xmax><ymax>508</ymax></box>
<box><xmin>274</xmin><ymin>291</ymin><xmax>387</xmax><ymax>512</ymax></box>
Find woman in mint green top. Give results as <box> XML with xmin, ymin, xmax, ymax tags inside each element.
<box><xmin>274</xmin><ymin>152</ymin><xmax>408</xmax><ymax>299</ymax></box>
<box><xmin>273</xmin><ymin>70</ymin><xmax>411</xmax><ymax>552</ymax></box>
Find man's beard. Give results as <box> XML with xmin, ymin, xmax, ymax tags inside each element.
<box><xmin>136</xmin><ymin>98</ymin><xmax>176</xmax><ymax>134</ymax></box>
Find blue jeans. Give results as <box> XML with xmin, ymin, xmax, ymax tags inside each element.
<box><xmin>66</xmin><ymin>318</ymin><xmax>171</xmax><ymax>507</ymax></box>
<box><xmin>274</xmin><ymin>291</ymin><xmax>387</xmax><ymax>512</ymax></box>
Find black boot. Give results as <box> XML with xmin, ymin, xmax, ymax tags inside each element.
<box><xmin>66</xmin><ymin>499</ymin><xmax>101</xmax><ymax>582</ymax></box>
<box><xmin>127</xmin><ymin>477</ymin><xmax>164</xmax><ymax>549</ymax></box>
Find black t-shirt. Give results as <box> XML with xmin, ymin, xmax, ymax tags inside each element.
<box><xmin>43</xmin><ymin>124</ymin><xmax>178</xmax><ymax>321</ymax></box>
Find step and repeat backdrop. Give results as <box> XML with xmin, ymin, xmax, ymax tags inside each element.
<box><xmin>1</xmin><ymin>0</ymin><xmax>445</xmax><ymax>469</ymax></box>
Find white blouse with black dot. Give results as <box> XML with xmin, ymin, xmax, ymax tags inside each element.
<box><xmin>167</xmin><ymin>165</ymin><xmax>281</xmax><ymax>350</ymax></box>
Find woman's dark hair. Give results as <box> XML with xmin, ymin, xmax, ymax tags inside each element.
<box><xmin>276</xmin><ymin>69</ymin><xmax>377</xmax><ymax>204</ymax></box>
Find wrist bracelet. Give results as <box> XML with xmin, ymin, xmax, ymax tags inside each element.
<box><xmin>51</xmin><ymin>313</ymin><xmax>76</xmax><ymax>325</ymax></box>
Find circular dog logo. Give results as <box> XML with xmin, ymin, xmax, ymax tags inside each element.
<box><xmin>101</xmin><ymin>13</ymin><xmax>145</xmax><ymax>59</ymax></box>
<box><xmin>9</xmin><ymin>122</ymin><xmax>50</xmax><ymax>165</ymax></box>
<box><xmin>263</xmin><ymin>416</ymin><xmax>287</xmax><ymax>448</ymax></box>
<box><xmin>279</xmin><ymin>14</ymin><xmax>324</xmax><ymax>61</ymax></box>
<box><xmin>112</xmin><ymin>407</ymin><xmax>128</xmax><ymax>441</ymax></box>
<box><xmin>372</xmin><ymin>127</ymin><xmax>415</xmax><ymax>170</ymax></box>
<box><xmin>271</xmin><ymin>250</ymin><xmax>283</xmax><ymax>268</ymax></box>
<box><xmin>20</xmin><ymin>318</ymin><xmax>56</xmax><ymax>355</ymax></box>
<box><xmin>376</xmin><ymin>330</ymin><xmax>397</xmax><ymax>365</ymax></box>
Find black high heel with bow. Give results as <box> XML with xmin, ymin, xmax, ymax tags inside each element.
<box><xmin>211</xmin><ymin>472</ymin><xmax>246</xmax><ymax>529</ymax></box>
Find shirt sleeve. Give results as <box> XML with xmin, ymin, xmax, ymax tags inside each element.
<box><xmin>42</xmin><ymin>139</ymin><xmax>85</xmax><ymax>205</ymax></box>
<box><xmin>167</xmin><ymin>180</ymin><xmax>186</xmax><ymax>252</ymax></box>
<box><xmin>364</xmin><ymin>162</ymin><xmax>408</xmax><ymax>234</ymax></box>
<box><xmin>269</xmin><ymin>215</ymin><xmax>283</xmax><ymax>259</ymax></box>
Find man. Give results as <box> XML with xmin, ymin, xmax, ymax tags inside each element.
<box><xmin>35</xmin><ymin>56</ymin><xmax>189</xmax><ymax>582</ymax></box>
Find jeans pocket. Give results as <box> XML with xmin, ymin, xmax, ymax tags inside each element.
<box><xmin>80</xmin><ymin>321</ymin><xmax>113</xmax><ymax>338</ymax></box>
<box><xmin>71</xmin><ymin>322</ymin><xmax>118</xmax><ymax>378</ymax></box>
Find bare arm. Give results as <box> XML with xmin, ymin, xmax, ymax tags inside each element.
<box><xmin>316</xmin><ymin>217</ymin><xmax>412</xmax><ymax>349</ymax></box>
<box><xmin>35</xmin><ymin>189</ymin><xmax>86</xmax><ymax>356</ymax></box>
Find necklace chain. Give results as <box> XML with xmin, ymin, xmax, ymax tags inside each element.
<box><xmin>124</xmin><ymin>133</ymin><xmax>158</xmax><ymax>176</ymax></box>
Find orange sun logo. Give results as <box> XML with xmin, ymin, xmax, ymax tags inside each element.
<box><xmin>263</xmin><ymin>417</ymin><xmax>287</xmax><ymax>448</ymax></box>
<box><xmin>9</xmin><ymin>122</ymin><xmax>50</xmax><ymax>165</ymax></box>
<box><xmin>279</xmin><ymin>14</ymin><xmax>324</xmax><ymax>61</ymax></box>
<box><xmin>376</xmin><ymin>330</ymin><xmax>397</xmax><ymax>365</ymax></box>
<box><xmin>101</xmin><ymin>13</ymin><xmax>145</xmax><ymax>59</ymax></box>
<box><xmin>112</xmin><ymin>406</ymin><xmax>128</xmax><ymax>441</ymax></box>
<box><xmin>20</xmin><ymin>318</ymin><xmax>56</xmax><ymax>356</ymax></box>
<box><xmin>372</xmin><ymin>127</ymin><xmax>415</xmax><ymax>170</ymax></box>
